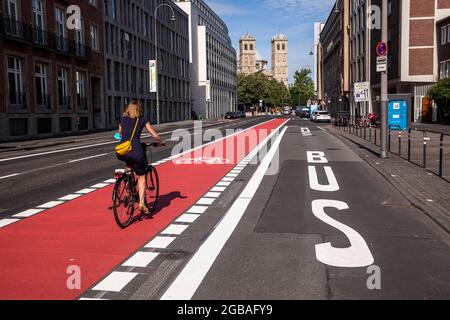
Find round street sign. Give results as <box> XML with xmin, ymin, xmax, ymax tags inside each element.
<box><xmin>376</xmin><ymin>42</ymin><xmax>388</xmax><ymax>56</ymax></box>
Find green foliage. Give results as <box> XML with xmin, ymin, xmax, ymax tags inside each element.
<box><xmin>237</xmin><ymin>72</ymin><xmax>289</xmax><ymax>108</ymax></box>
<box><xmin>427</xmin><ymin>78</ymin><xmax>450</xmax><ymax>121</ymax></box>
<box><xmin>289</xmin><ymin>68</ymin><xmax>315</xmax><ymax>107</ymax></box>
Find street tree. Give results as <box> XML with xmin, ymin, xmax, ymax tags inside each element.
<box><xmin>427</xmin><ymin>78</ymin><xmax>450</xmax><ymax>122</ymax></box>
<box><xmin>289</xmin><ymin>68</ymin><xmax>315</xmax><ymax>107</ymax></box>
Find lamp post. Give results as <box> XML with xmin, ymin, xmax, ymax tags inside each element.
<box><xmin>154</xmin><ymin>3</ymin><xmax>176</xmax><ymax>128</ymax></box>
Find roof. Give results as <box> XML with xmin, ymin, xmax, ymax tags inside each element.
<box><xmin>272</xmin><ymin>33</ymin><xmax>288</xmax><ymax>41</ymax></box>
<box><xmin>240</xmin><ymin>32</ymin><xmax>255</xmax><ymax>41</ymax></box>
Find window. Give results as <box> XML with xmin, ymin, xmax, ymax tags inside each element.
<box><xmin>7</xmin><ymin>56</ymin><xmax>24</xmax><ymax>107</ymax></box>
<box><xmin>76</xmin><ymin>71</ymin><xmax>86</xmax><ymax>110</ymax></box>
<box><xmin>441</xmin><ymin>26</ymin><xmax>447</xmax><ymax>45</ymax></box>
<box><xmin>35</xmin><ymin>62</ymin><xmax>49</xmax><ymax>107</ymax></box>
<box><xmin>75</xmin><ymin>20</ymin><xmax>84</xmax><ymax>56</ymax></box>
<box><xmin>282</xmin><ymin>44</ymin><xmax>285</xmax><ymax>50</ymax></box>
<box><xmin>250</xmin><ymin>44</ymin><xmax>253</xmax><ymax>50</ymax></box>
<box><xmin>144</xmin><ymin>13</ymin><xmax>149</xmax><ymax>37</ymax></box>
<box><xmin>441</xmin><ymin>61</ymin><xmax>446</xmax><ymax>79</ymax></box>
<box><xmin>32</xmin><ymin>0</ymin><xmax>45</xmax><ymax>44</ymax></box>
<box><xmin>57</xmin><ymin>66</ymin><xmax>69</xmax><ymax>107</ymax></box>
<box><xmin>6</xmin><ymin>0</ymin><xmax>19</xmax><ymax>37</ymax></box>
<box><xmin>447</xmin><ymin>24</ymin><xmax>450</xmax><ymax>43</ymax></box>
<box><xmin>111</xmin><ymin>0</ymin><xmax>117</xmax><ymax>20</ymax></box>
<box><xmin>277</xmin><ymin>44</ymin><xmax>280</xmax><ymax>50</ymax></box>
<box><xmin>55</xmin><ymin>8</ymin><xmax>67</xmax><ymax>51</ymax></box>
<box><xmin>90</xmin><ymin>24</ymin><xmax>98</xmax><ymax>51</ymax></box>
<box><xmin>244</xmin><ymin>44</ymin><xmax>248</xmax><ymax>51</ymax></box>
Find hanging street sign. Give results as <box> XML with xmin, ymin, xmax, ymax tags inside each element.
<box><xmin>376</xmin><ymin>55</ymin><xmax>388</xmax><ymax>72</ymax></box>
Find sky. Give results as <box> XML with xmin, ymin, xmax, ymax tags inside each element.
<box><xmin>205</xmin><ymin>0</ymin><xmax>335</xmax><ymax>83</ymax></box>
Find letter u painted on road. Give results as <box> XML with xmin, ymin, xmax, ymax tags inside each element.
<box><xmin>308</xmin><ymin>166</ymin><xmax>339</xmax><ymax>192</ymax></box>
<box><xmin>312</xmin><ymin>200</ymin><xmax>374</xmax><ymax>268</ymax></box>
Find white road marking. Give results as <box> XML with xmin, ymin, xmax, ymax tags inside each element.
<box><xmin>37</xmin><ymin>201</ymin><xmax>65</xmax><ymax>209</ymax></box>
<box><xmin>216</xmin><ymin>181</ymin><xmax>231</xmax><ymax>187</ymax></box>
<box><xmin>226</xmin><ymin>173</ymin><xmax>239</xmax><ymax>178</ymax></box>
<box><xmin>211</xmin><ymin>186</ymin><xmax>226</xmax><ymax>192</ymax></box>
<box><xmin>0</xmin><ymin>173</ymin><xmax>20</xmax><ymax>180</ymax></box>
<box><xmin>176</xmin><ymin>214</ymin><xmax>200</xmax><ymax>223</ymax></box>
<box><xmin>187</xmin><ymin>206</ymin><xmax>208</xmax><ymax>214</ymax></box>
<box><xmin>161</xmin><ymin>125</ymin><xmax>287</xmax><ymax>300</ymax></box>
<box><xmin>92</xmin><ymin>271</ymin><xmax>138</xmax><ymax>292</ymax></box>
<box><xmin>90</xmin><ymin>183</ymin><xmax>109</xmax><ymax>189</ymax></box>
<box><xmin>122</xmin><ymin>252</ymin><xmax>159</xmax><ymax>268</ymax></box>
<box><xmin>145</xmin><ymin>236</ymin><xmax>176</xmax><ymax>249</ymax></box>
<box><xmin>58</xmin><ymin>194</ymin><xmax>82</xmax><ymax>201</ymax></box>
<box><xmin>204</xmin><ymin>192</ymin><xmax>221</xmax><ymax>198</ymax></box>
<box><xmin>308</xmin><ymin>166</ymin><xmax>340</xmax><ymax>192</ymax></box>
<box><xmin>0</xmin><ymin>218</ymin><xmax>20</xmax><ymax>228</ymax></box>
<box><xmin>75</xmin><ymin>188</ymin><xmax>96</xmax><ymax>194</ymax></box>
<box><xmin>103</xmin><ymin>179</ymin><xmax>116</xmax><ymax>184</ymax></box>
<box><xmin>161</xmin><ymin>224</ymin><xmax>189</xmax><ymax>235</ymax></box>
<box><xmin>317</xmin><ymin>126</ymin><xmax>327</xmax><ymax>132</ymax></box>
<box><xmin>312</xmin><ymin>199</ymin><xmax>374</xmax><ymax>268</ymax></box>
<box><xmin>13</xmin><ymin>209</ymin><xmax>44</xmax><ymax>218</ymax></box>
<box><xmin>196</xmin><ymin>197</ymin><xmax>215</xmax><ymax>205</ymax></box>
<box><xmin>68</xmin><ymin>153</ymin><xmax>108</xmax><ymax>163</ymax></box>
<box><xmin>79</xmin><ymin>298</ymin><xmax>108</xmax><ymax>300</ymax></box>
<box><xmin>221</xmin><ymin>177</ymin><xmax>234</xmax><ymax>182</ymax></box>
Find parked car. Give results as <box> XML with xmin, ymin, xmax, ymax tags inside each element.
<box><xmin>315</xmin><ymin>111</ymin><xmax>331</xmax><ymax>123</ymax></box>
<box><xmin>225</xmin><ymin>112</ymin><xmax>238</xmax><ymax>119</ymax></box>
<box><xmin>310</xmin><ymin>110</ymin><xmax>318</xmax><ymax>121</ymax></box>
<box><xmin>236</xmin><ymin>111</ymin><xmax>246</xmax><ymax>118</ymax></box>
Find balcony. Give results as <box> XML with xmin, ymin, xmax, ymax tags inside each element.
<box><xmin>0</xmin><ymin>17</ymin><xmax>92</xmax><ymax>60</ymax></box>
<box><xmin>8</xmin><ymin>91</ymin><xmax>27</xmax><ymax>110</ymax></box>
<box><xmin>58</xmin><ymin>95</ymin><xmax>71</xmax><ymax>110</ymax></box>
<box><xmin>36</xmin><ymin>93</ymin><xmax>52</xmax><ymax>111</ymax></box>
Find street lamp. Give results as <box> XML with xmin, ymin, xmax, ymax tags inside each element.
<box><xmin>154</xmin><ymin>3</ymin><xmax>176</xmax><ymax>127</ymax></box>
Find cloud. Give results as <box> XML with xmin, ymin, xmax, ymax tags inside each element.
<box><xmin>207</xmin><ymin>1</ymin><xmax>250</xmax><ymax>16</ymax></box>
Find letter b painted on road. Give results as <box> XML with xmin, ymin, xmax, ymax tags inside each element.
<box><xmin>307</xmin><ymin>151</ymin><xmax>328</xmax><ymax>163</ymax></box>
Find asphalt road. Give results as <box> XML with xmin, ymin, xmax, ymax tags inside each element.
<box><xmin>1</xmin><ymin>116</ymin><xmax>449</xmax><ymax>300</ymax></box>
<box><xmin>0</xmin><ymin>117</ymin><xmax>263</xmax><ymax>220</ymax></box>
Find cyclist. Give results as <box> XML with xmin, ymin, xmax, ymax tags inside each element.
<box><xmin>117</xmin><ymin>101</ymin><xmax>165</xmax><ymax>213</ymax></box>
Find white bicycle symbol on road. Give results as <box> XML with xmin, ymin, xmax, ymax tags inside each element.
<box><xmin>174</xmin><ymin>157</ymin><xmax>231</xmax><ymax>165</ymax></box>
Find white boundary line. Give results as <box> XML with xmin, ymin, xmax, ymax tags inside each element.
<box><xmin>160</xmin><ymin>126</ymin><xmax>288</xmax><ymax>300</ymax></box>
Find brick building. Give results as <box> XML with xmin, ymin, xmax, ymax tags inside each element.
<box><xmin>370</xmin><ymin>0</ymin><xmax>450</xmax><ymax>123</ymax></box>
<box><xmin>0</xmin><ymin>0</ymin><xmax>104</xmax><ymax>141</ymax></box>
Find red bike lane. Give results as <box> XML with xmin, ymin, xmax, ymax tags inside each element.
<box><xmin>0</xmin><ymin>118</ymin><xmax>287</xmax><ymax>300</ymax></box>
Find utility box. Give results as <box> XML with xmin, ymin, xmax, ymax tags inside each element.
<box><xmin>388</xmin><ymin>100</ymin><xmax>408</xmax><ymax>130</ymax></box>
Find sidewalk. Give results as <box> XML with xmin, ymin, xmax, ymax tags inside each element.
<box><xmin>0</xmin><ymin>118</ymin><xmax>229</xmax><ymax>152</ymax></box>
<box><xmin>411</xmin><ymin>122</ymin><xmax>450</xmax><ymax>135</ymax></box>
<box><xmin>326</xmin><ymin>125</ymin><xmax>450</xmax><ymax>234</ymax></box>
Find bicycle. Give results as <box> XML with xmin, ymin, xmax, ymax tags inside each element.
<box><xmin>112</xmin><ymin>142</ymin><xmax>160</xmax><ymax>229</ymax></box>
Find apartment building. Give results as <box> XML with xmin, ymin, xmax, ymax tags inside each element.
<box><xmin>370</xmin><ymin>0</ymin><xmax>450</xmax><ymax>123</ymax></box>
<box><xmin>175</xmin><ymin>0</ymin><xmax>237</xmax><ymax>120</ymax></box>
<box><xmin>104</xmin><ymin>0</ymin><xmax>191</xmax><ymax>128</ymax></box>
<box><xmin>0</xmin><ymin>0</ymin><xmax>104</xmax><ymax>141</ymax></box>
<box><xmin>313</xmin><ymin>22</ymin><xmax>324</xmax><ymax>97</ymax></box>
<box><xmin>320</xmin><ymin>0</ymin><xmax>350</xmax><ymax>114</ymax></box>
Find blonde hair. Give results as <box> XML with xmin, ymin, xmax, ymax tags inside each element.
<box><xmin>123</xmin><ymin>101</ymin><xmax>143</xmax><ymax>118</ymax></box>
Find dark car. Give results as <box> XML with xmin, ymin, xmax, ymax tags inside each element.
<box><xmin>236</xmin><ymin>111</ymin><xmax>246</xmax><ymax>118</ymax></box>
<box><xmin>225</xmin><ymin>112</ymin><xmax>238</xmax><ymax>119</ymax></box>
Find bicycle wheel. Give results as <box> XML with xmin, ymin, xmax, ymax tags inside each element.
<box><xmin>145</xmin><ymin>166</ymin><xmax>159</xmax><ymax>212</ymax></box>
<box><xmin>113</xmin><ymin>175</ymin><xmax>136</xmax><ymax>228</ymax></box>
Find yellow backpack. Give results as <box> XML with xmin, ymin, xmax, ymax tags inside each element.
<box><xmin>115</xmin><ymin>118</ymin><xmax>139</xmax><ymax>156</ymax></box>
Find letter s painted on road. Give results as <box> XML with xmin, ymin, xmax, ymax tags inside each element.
<box><xmin>312</xmin><ymin>199</ymin><xmax>374</xmax><ymax>268</ymax></box>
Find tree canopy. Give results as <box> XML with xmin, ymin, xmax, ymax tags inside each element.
<box><xmin>289</xmin><ymin>68</ymin><xmax>315</xmax><ymax>107</ymax></box>
<box><xmin>237</xmin><ymin>72</ymin><xmax>290</xmax><ymax>109</ymax></box>
<box><xmin>427</xmin><ymin>78</ymin><xmax>450</xmax><ymax>122</ymax></box>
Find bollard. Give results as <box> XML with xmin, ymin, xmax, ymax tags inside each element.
<box><xmin>439</xmin><ymin>134</ymin><xmax>444</xmax><ymax>177</ymax></box>
<box><xmin>408</xmin><ymin>129</ymin><xmax>411</xmax><ymax>161</ymax></box>
<box><xmin>423</xmin><ymin>132</ymin><xmax>428</xmax><ymax>168</ymax></box>
<box><xmin>398</xmin><ymin>131</ymin><xmax>402</xmax><ymax>156</ymax></box>
<box><xmin>375</xmin><ymin>128</ymin><xmax>377</xmax><ymax>145</ymax></box>
<box><xmin>388</xmin><ymin>130</ymin><xmax>391</xmax><ymax>152</ymax></box>
<box><xmin>369</xmin><ymin>127</ymin><xmax>372</xmax><ymax>143</ymax></box>
<box><xmin>364</xmin><ymin>126</ymin><xmax>367</xmax><ymax>140</ymax></box>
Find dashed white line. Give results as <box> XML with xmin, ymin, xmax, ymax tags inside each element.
<box><xmin>92</xmin><ymin>271</ymin><xmax>138</xmax><ymax>292</ymax></box>
<box><xmin>103</xmin><ymin>179</ymin><xmax>116</xmax><ymax>184</ymax></box>
<box><xmin>0</xmin><ymin>173</ymin><xmax>20</xmax><ymax>180</ymax></box>
<box><xmin>90</xmin><ymin>183</ymin><xmax>109</xmax><ymax>189</ymax></box>
<box><xmin>161</xmin><ymin>224</ymin><xmax>189</xmax><ymax>235</ymax></box>
<box><xmin>122</xmin><ymin>252</ymin><xmax>160</xmax><ymax>268</ymax></box>
<box><xmin>58</xmin><ymin>194</ymin><xmax>82</xmax><ymax>201</ymax></box>
<box><xmin>211</xmin><ymin>186</ymin><xmax>226</xmax><ymax>192</ymax></box>
<box><xmin>68</xmin><ymin>153</ymin><xmax>108</xmax><ymax>163</ymax></box>
<box><xmin>75</xmin><ymin>188</ymin><xmax>96</xmax><ymax>194</ymax></box>
<box><xmin>196</xmin><ymin>198</ymin><xmax>215</xmax><ymax>205</ymax></box>
<box><xmin>204</xmin><ymin>192</ymin><xmax>221</xmax><ymax>198</ymax></box>
<box><xmin>187</xmin><ymin>206</ymin><xmax>209</xmax><ymax>214</ymax></box>
<box><xmin>216</xmin><ymin>181</ymin><xmax>231</xmax><ymax>187</ymax></box>
<box><xmin>37</xmin><ymin>201</ymin><xmax>65</xmax><ymax>209</ymax></box>
<box><xmin>13</xmin><ymin>209</ymin><xmax>44</xmax><ymax>218</ymax></box>
<box><xmin>144</xmin><ymin>236</ymin><xmax>176</xmax><ymax>249</ymax></box>
<box><xmin>176</xmin><ymin>214</ymin><xmax>201</xmax><ymax>223</ymax></box>
<box><xmin>0</xmin><ymin>218</ymin><xmax>20</xmax><ymax>228</ymax></box>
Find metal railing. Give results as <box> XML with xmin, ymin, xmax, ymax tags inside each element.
<box><xmin>0</xmin><ymin>17</ymin><xmax>92</xmax><ymax>60</ymax></box>
<box><xmin>332</xmin><ymin>116</ymin><xmax>450</xmax><ymax>182</ymax></box>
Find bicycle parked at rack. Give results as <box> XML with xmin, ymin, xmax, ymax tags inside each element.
<box><xmin>112</xmin><ymin>142</ymin><xmax>160</xmax><ymax>228</ymax></box>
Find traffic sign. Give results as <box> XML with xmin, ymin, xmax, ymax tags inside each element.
<box><xmin>376</xmin><ymin>56</ymin><xmax>388</xmax><ymax>72</ymax></box>
<box><xmin>376</xmin><ymin>42</ymin><xmax>388</xmax><ymax>56</ymax></box>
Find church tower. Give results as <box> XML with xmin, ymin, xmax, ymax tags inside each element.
<box><xmin>239</xmin><ymin>32</ymin><xmax>257</xmax><ymax>75</ymax></box>
<box><xmin>271</xmin><ymin>34</ymin><xmax>289</xmax><ymax>87</ymax></box>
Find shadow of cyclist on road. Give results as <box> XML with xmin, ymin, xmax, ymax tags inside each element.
<box><xmin>144</xmin><ymin>191</ymin><xmax>187</xmax><ymax>219</ymax></box>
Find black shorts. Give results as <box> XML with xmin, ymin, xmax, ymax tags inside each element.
<box><xmin>116</xmin><ymin>154</ymin><xmax>147</xmax><ymax>176</ymax></box>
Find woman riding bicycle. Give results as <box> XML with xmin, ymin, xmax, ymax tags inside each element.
<box><xmin>117</xmin><ymin>101</ymin><xmax>164</xmax><ymax>213</ymax></box>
